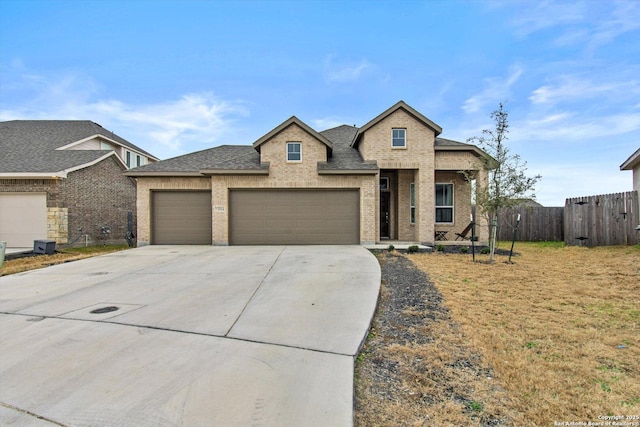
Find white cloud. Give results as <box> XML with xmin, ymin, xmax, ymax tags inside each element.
<box><xmin>587</xmin><ymin>0</ymin><xmax>640</xmax><ymax>50</ymax></box>
<box><xmin>507</xmin><ymin>0</ymin><xmax>640</xmax><ymax>52</ymax></box>
<box><xmin>511</xmin><ymin>111</ymin><xmax>640</xmax><ymax>143</ymax></box>
<box><xmin>462</xmin><ymin>65</ymin><xmax>523</xmax><ymax>113</ymax></box>
<box><xmin>529</xmin><ymin>75</ymin><xmax>640</xmax><ymax>106</ymax></box>
<box><xmin>0</xmin><ymin>70</ymin><xmax>248</xmax><ymax>158</ymax></box>
<box><xmin>323</xmin><ymin>56</ymin><xmax>372</xmax><ymax>83</ymax></box>
<box><xmin>509</xmin><ymin>0</ymin><xmax>585</xmax><ymax>37</ymax></box>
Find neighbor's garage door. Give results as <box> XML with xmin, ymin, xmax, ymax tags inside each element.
<box><xmin>229</xmin><ymin>189</ymin><xmax>359</xmax><ymax>245</ymax></box>
<box><xmin>151</xmin><ymin>191</ymin><xmax>212</xmax><ymax>245</ymax></box>
<box><xmin>0</xmin><ymin>193</ymin><xmax>47</xmax><ymax>247</ymax></box>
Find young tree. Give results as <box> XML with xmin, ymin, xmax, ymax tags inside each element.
<box><xmin>467</xmin><ymin>102</ymin><xmax>541</xmax><ymax>261</ymax></box>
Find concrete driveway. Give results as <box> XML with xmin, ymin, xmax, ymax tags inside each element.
<box><xmin>0</xmin><ymin>245</ymin><xmax>381</xmax><ymax>426</ymax></box>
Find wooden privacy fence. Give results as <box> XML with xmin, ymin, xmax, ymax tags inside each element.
<box><xmin>494</xmin><ymin>191</ymin><xmax>639</xmax><ymax>246</ymax></box>
<box><xmin>564</xmin><ymin>191</ymin><xmax>639</xmax><ymax>246</ymax></box>
<box><xmin>496</xmin><ymin>206</ymin><xmax>564</xmax><ymax>242</ymax></box>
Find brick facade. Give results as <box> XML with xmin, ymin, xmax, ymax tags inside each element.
<box><xmin>132</xmin><ymin>104</ymin><xmax>490</xmax><ymax>246</ymax></box>
<box><xmin>135</xmin><ymin>124</ymin><xmax>377</xmax><ymax>246</ymax></box>
<box><xmin>356</xmin><ymin>108</ymin><xmax>437</xmax><ymax>243</ymax></box>
<box><xmin>58</xmin><ymin>156</ymin><xmax>137</xmax><ymax>246</ymax></box>
<box><xmin>0</xmin><ymin>157</ymin><xmax>137</xmax><ymax>246</ymax></box>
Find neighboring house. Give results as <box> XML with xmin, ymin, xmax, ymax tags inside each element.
<box><xmin>620</xmin><ymin>147</ymin><xmax>640</xmax><ymax>221</ymax></box>
<box><xmin>126</xmin><ymin>101</ymin><xmax>491</xmax><ymax>246</ymax></box>
<box><xmin>0</xmin><ymin>120</ymin><xmax>159</xmax><ymax>247</ymax></box>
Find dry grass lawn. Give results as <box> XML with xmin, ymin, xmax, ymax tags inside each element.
<box><xmin>410</xmin><ymin>242</ymin><xmax>640</xmax><ymax>426</ymax></box>
<box><xmin>1</xmin><ymin>245</ymin><xmax>129</xmax><ymax>276</ymax></box>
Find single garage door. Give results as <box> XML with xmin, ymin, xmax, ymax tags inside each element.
<box><xmin>229</xmin><ymin>189</ymin><xmax>359</xmax><ymax>245</ymax></box>
<box><xmin>152</xmin><ymin>191</ymin><xmax>212</xmax><ymax>245</ymax></box>
<box><xmin>0</xmin><ymin>193</ymin><xmax>47</xmax><ymax>247</ymax></box>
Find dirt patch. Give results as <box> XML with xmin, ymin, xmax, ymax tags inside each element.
<box><xmin>355</xmin><ymin>252</ymin><xmax>523</xmax><ymax>426</ymax></box>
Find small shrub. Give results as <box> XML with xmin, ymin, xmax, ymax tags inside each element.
<box><xmin>407</xmin><ymin>245</ymin><xmax>420</xmax><ymax>253</ymax></box>
<box><xmin>467</xmin><ymin>401</ymin><xmax>484</xmax><ymax>413</ymax></box>
<box><xmin>436</xmin><ymin>245</ymin><xmax>445</xmax><ymax>252</ymax></box>
<box><xmin>480</xmin><ymin>247</ymin><xmax>490</xmax><ymax>255</ymax></box>
<box><xmin>459</xmin><ymin>246</ymin><xmax>469</xmax><ymax>254</ymax></box>
<box><xmin>388</xmin><ymin>244</ymin><xmax>395</xmax><ymax>251</ymax></box>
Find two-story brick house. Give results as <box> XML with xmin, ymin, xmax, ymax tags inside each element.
<box><xmin>0</xmin><ymin>120</ymin><xmax>158</xmax><ymax>247</ymax></box>
<box><xmin>126</xmin><ymin>101</ymin><xmax>490</xmax><ymax>246</ymax></box>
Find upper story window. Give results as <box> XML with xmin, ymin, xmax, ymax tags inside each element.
<box><xmin>287</xmin><ymin>142</ymin><xmax>302</xmax><ymax>162</ymax></box>
<box><xmin>435</xmin><ymin>183</ymin><xmax>454</xmax><ymax>223</ymax></box>
<box><xmin>124</xmin><ymin>150</ymin><xmax>146</xmax><ymax>168</ymax></box>
<box><xmin>392</xmin><ymin>128</ymin><xmax>406</xmax><ymax>148</ymax></box>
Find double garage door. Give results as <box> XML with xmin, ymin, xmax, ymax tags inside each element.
<box><xmin>229</xmin><ymin>189</ymin><xmax>359</xmax><ymax>245</ymax></box>
<box><xmin>151</xmin><ymin>189</ymin><xmax>359</xmax><ymax>245</ymax></box>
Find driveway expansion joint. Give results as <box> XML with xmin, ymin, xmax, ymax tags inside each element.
<box><xmin>223</xmin><ymin>246</ymin><xmax>286</xmax><ymax>337</ymax></box>
<box><xmin>0</xmin><ymin>311</ymin><xmax>354</xmax><ymax>357</ymax></box>
<box><xmin>0</xmin><ymin>402</ymin><xmax>67</xmax><ymax>427</ymax></box>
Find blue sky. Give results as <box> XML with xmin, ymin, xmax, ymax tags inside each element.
<box><xmin>1</xmin><ymin>0</ymin><xmax>639</xmax><ymax>206</ymax></box>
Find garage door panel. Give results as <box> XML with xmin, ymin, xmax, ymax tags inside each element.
<box><xmin>229</xmin><ymin>190</ymin><xmax>359</xmax><ymax>245</ymax></box>
<box><xmin>0</xmin><ymin>193</ymin><xmax>47</xmax><ymax>247</ymax></box>
<box><xmin>152</xmin><ymin>191</ymin><xmax>212</xmax><ymax>245</ymax></box>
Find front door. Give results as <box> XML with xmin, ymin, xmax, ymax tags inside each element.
<box><xmin>380</xmin><ymin>191</ymin><xmax>390</xmax><ymax>239</ymax></box>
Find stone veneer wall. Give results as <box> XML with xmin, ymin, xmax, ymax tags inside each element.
<box><xmin>47</xmin><ymin>207</ymin><xmax>69</xmax><ymax>243</ymax></box>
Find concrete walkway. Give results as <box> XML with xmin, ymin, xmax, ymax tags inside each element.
<box><xmin>0</xmin><ymin>245</ymin><xmax>381</xmax><ymax>426</ymax></box>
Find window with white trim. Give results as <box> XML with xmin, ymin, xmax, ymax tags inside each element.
<box><xmin>287</xmin><ymin>142</ymin><xmax>302</xmax><ymax>162</ymax></box>
<box><xmin>435</xmin><ymin>183</ymin><xmax>454</xmax><ymax>223</ymax></box>
<box><xmin>125</xmin><ymin>151</ymin><xmax>132</xmax><ymax>168</ymax></box>
<box><xmin>410</xmin><ymin>183</ymin><xmax>415</xmax><ymax>224</ymax></box>
<box><xmin>392</xmin><ymin>128</ymin><xmax>406</xmax><ymax>148</ymax></box>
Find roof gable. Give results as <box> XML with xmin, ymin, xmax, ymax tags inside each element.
<box><xmin>253</xmin><ymin>116</ymin><xmax>333</xmax><ymax>155</ymax></box>
<box><xmin>0</xmin><ymin>120</ymin><xmax>158</xmax><ymax>175</ymax></box>
<box><xmin>0</xmin><ymin>120</ymin><xmax>157</xmax><ymax>160</ymax></box>
<box><xmin>352</xmin><ymin>100</ymin><xmax>442</xmax><ymax>147</ymax></box>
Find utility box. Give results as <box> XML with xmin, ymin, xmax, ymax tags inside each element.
<box><xmin>34</xmin><ymin>240</ymin><xmax>56</xmax><ymax>255</ymax></box>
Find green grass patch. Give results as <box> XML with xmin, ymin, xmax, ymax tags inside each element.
<box><xmin>61</xmin><ymin>245</ymin><xmax>128</xmax><ymax>254</ymax></box>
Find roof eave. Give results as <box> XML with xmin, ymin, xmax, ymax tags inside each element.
<box><xmin>620</xmin><ymin>148</ymin><xmax>640</xmax><ymax>170</ymax></box>
<box><xmin>0</xmin><ymin>172</ymin><xmax>66</xmax><ymax>179</ymax></box>
<box><xmin>56</xmin><ymin>134</ymin><xmax>160</xmax><ymax>161</ymax></box>
<box><xmin>0</xmin><ymin>152</ymin><xmax>123</xmax><ymax>178</ymax></box>
<box><xmin>317</xmin><ymin>169</ymin><xmax>379</xmax><ymax>175</ymax></box>
<box><xmin>200</xmin><ymin>168</ymin><xmax>270</xmax><ymax>176</ymax></box>
<box><xmin>123</xmin><ymin>171</ymin><xmax>205</xmax><ymax>177</ymax></box>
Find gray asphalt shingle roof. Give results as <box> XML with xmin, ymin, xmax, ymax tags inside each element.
<box><xmin>319</xmin><ymin>125</ymin><xmax>377</xmax><ymax>171</ymax></box>
<box><xmin>127</xmin><ymin>145</ymin><xmax>265</xmax><ymax>174</ymax></box>
<box><xmin>124</xmin><ymin>118</ymin><xmax>482</xmax><ymax>176</ymax></box>
<box><xmin>0</xmin><ymin>120</ymin><xmax>156</xmax><ymax>174</ymax></box>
